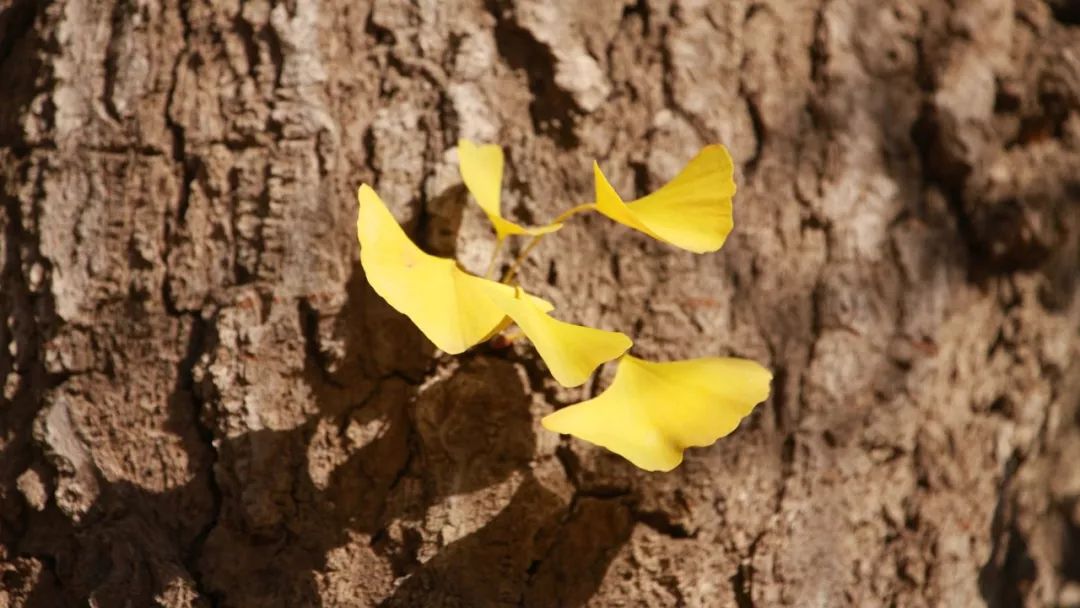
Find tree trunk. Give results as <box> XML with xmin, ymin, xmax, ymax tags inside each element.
<box><xmin>2</xmin><ymin>0</ymin><xmax>1079</xmax><ymax>606</ymax></box>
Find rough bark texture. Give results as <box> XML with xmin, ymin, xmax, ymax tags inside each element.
<box><xmin>1</xmin><ymin>0</ymin><xmax>1079</xmax><ymax>606</ymax></box>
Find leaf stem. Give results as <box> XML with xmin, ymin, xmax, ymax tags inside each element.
<box><xmin>484</xmin><ymin>237</ymin><xmax>505</xmax><ymax>279</ymax></box>
<box><xmin>501</xmin><ymin>203</ymin><xmax>596</xmax><ymax>284</ymax></box>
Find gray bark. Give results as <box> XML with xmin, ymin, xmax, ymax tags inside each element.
<box><xmin>1</xmin><ymin>0</ymin><xmax>1079</xmax><ymax>605</ymax></box>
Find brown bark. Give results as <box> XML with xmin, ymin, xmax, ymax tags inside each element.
<box><xmin>1</xmin><ymin>0</ymin><xmax>1079</xmax><ymax>606</ymax></box>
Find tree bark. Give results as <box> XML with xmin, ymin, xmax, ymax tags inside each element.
<box><xmin>1</xmin><ymin>0</ymin><xmax>1079</xmax><ymax>606</ymax></box>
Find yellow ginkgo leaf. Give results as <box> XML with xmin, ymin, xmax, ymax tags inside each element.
<box><xmin>593</xmin><ymin>145</ymin><xmax>736</xmax><ymax>253</ymax></box>
<box><xmin>357</xmin><ymin>184</ymin><xmax>552</xmax><ymax>354</ymax></box>
<box><xmin>479</xmin><ymin>284</ymin><xmax>632</xmax><ymax>387</ymax></box>
<box><xmin>458</xmin><ymin>139</ymin><xmax>563</xmax><ymax>240</ymax></box>
<box><xmin>542</xmin><ymin>354</ymin><xmax>771</xmax><ymax>471</ymax></box>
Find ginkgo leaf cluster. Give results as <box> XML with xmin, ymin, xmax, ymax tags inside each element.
<box><xmin>355</xmin><ymin>140</ymin><xmax>770</xmax><ymax>471</ymax></box>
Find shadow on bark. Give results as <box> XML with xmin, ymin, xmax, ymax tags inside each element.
<box><xmin>12</xmin><ymin>263</ymin><xmax>630</xmax><ymax>606</ymax></box>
